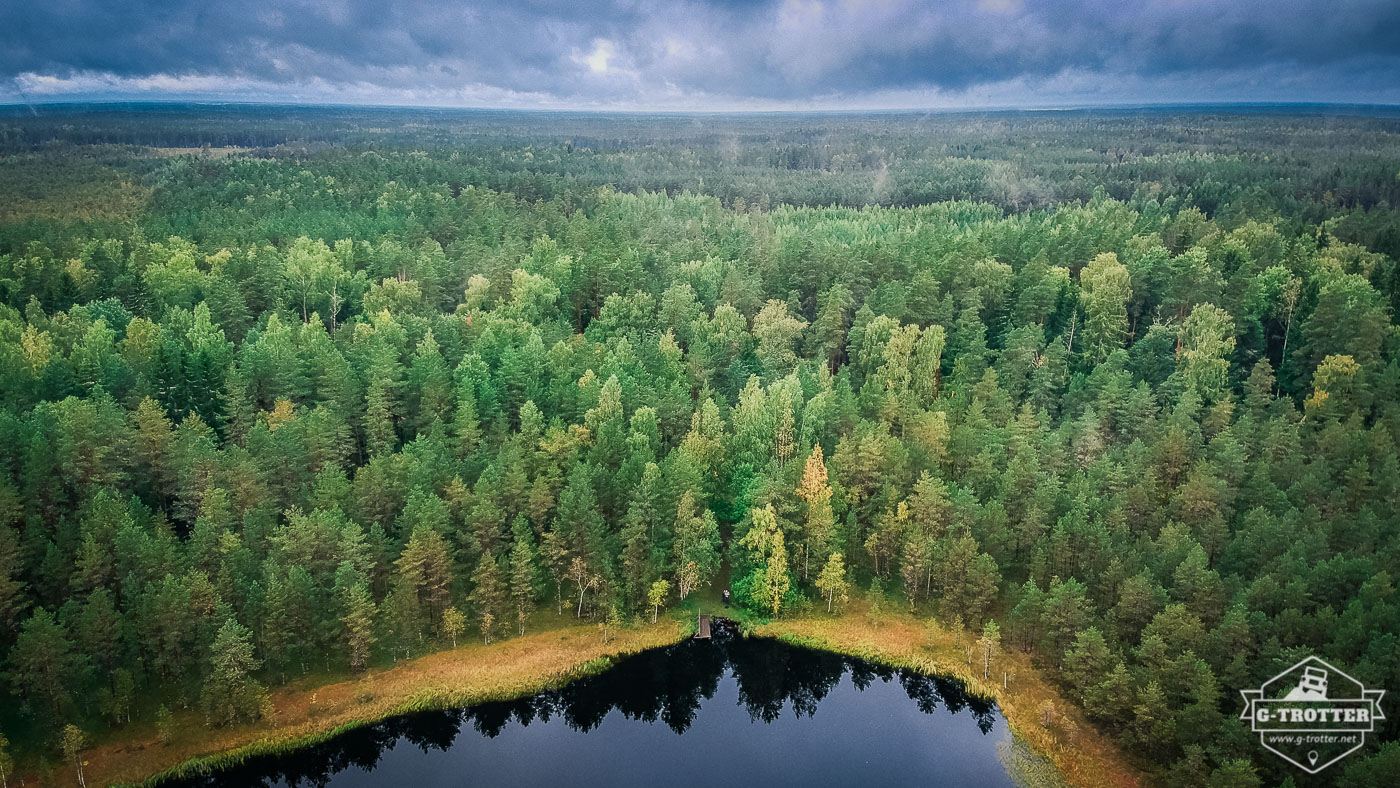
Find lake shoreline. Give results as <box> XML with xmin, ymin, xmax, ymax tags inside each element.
<box><xmin>25</xmin><ymin>607</ymin><xmax>1141</xmax><ymax>788</ymax></box>
<box><xmin>750</xmin><ymin>610</ymin><xmax>1142</xmax><ymax>788</ymax></box>
<box><xmin>50</xmin><ymin>620</ymin><xmax>692</xmax><ymax>788</ymax></box>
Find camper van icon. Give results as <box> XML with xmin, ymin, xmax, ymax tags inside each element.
<box><xmin>1283</xmin><ymin>666</ymin><xmax>1329</xmax><ymax>701</ymax></box>
<box><xmin>1240</xmin><ymin>655</ymin><xmax>1386</xmax><ymax>773</ymax></box>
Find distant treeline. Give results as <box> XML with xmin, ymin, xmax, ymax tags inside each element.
<box><xmin>4</xmin><ymin>105</ymin><xmax>1400</xmax><ymax>222</ymax></box>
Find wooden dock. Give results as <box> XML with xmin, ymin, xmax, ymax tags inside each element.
<box><xmin>696</xmin><ymin>613</ymin><xmax>711</xmax><ymax>639</ymax></box>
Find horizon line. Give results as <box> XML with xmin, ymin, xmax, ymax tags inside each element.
<box><xmin>4</xmin><ymin>98</ymin><xmax>1400</xmax><ymax>118</ymax></box>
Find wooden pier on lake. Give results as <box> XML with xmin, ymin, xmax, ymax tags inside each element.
<box><xmin>696</xmin><ymin>613</ymin><xmax>711</xmax><ymax>639</ymax></box>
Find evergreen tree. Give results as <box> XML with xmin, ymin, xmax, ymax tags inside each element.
<box><xmin>508</xmin><ymin>519</ymin><xmax>540</xmax><ymax>636</ymax></box>
<box><xmin>2</xmin><ymin>113</ymin><xmax>1400</xmax><ymax>783</ymax></box>
<box><xmin>202</xmin><ymin>619</ymin><xmax>265</xmax><ymax>727</ymax></box>
<box><xmin>469</xmin><ymin>555</ymin><xmax>505</xmax><ymax>644</ymax></box>
<box><xmin>340</xmin><ymin>583</ymin><xmax>377</xmax><ymax>672</ymax></box>
<box><xmin>0</xmin><ymin>527</ymin><xmax>28</xmax><ymax>636</ymax></box>
<box><xmin>7</xmin><ymin>608</ymin><xmax>84</xmax><ymax>722</ymax></box>
<box><xmin>394</xmin><ymin>525</ymin><xmax>453</xmax><ymax>633</ymax></box>
<box><xmin>978</xmin><ymin>619</ymin><xmax>1001</xmax><ymax>680</ymax></box>
<box><xmin>1080</xmin><ymin>253</ymin><xmax>1132</xmax><ymax>363</ymax></box>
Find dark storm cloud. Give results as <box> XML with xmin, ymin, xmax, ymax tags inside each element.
<box><xmin>6</xmin><ymin>1</ymin><xmax>623</xmax><ymax>93</ymax></box>
<box><xmin>5</xmin><ymin>0</ymin><xmax>1399</xmax><ymax>106</ymax></box>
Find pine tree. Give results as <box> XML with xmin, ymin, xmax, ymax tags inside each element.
<box><xmin>619</xmin><ymin>498</ymin><xmax>656</xmax><ymax>612</ymax></box>
<box><xmin>810</xmin><ymin>283</ymin><xmax>853</xmax><ymax>373</ymax></box>
<box><xmin>1131</xmin><ymin>680</ymin><xmax>1174</xmax><ymax>758</ymax></box>
<box><xmin>1064</xmin><ymin>627</ymin><xmax>1113</xmax><ymax>701</ymax></box>
<box><xmin>978</xmin><ymin>620</ymin><xmax>1001</xmax><ymax>680</ymax></box>
<box><xmin>363</xmin><ymin>343</ymin><xmax>402</xmax><ymax>457</ymax></box>
<box><xmin>469</xmin><ymin>555</ymin><xmax>505</xmax><ymax>643</ymax></box>
<box><xmin>450</xmin><ymin>378</ymin><xmax>483</xmax><ymax>460</ymax></box>
<box><xmin>381</xmin><ymin>582</ymin><xmax>421</xmax><ymax>660</ymax></box>
<box><xmin>1086</xmin><ymin>661</ymin><xmax>1135</xmax><ymax>724</ymax></box>
<box><xmin>202</xmin><ymin>619</ymin><xmax>265</xmax><ymax>727</ymax></box>
<box><xmin>394</xmin><ymin>525</ymin><xmax>453</xmax><ymax>631</ymax></box>
<box><xmin>540</xmin><ymin>529</ymin><xmax>570</xmax><ymax>615</ymax></box>
<box><xmin>407</xmin><ymin>330</ymin><xmax>453</xmax><ymax>436</ymax></box>
<box><xmin>933</xmin><ymin>534</ymin><xmax>1000</xmax><ymax>625</ymax></box>
<box><xmin>1080</xmin><ymin>252</ymin><xmax>1132</xmax><ymax>363</ymax></box>
<box><xmin>131</xmin><ymin>395</ymin><xmax>175</xmax><ymax>504</ymax></box>
<box><xmin>340</xmin><ymin>583</ymin><xmax>377</xmax><ymax>672</ymax></box>
<box><xmin>7</xmin><ymin>608</ymin><xmax>83</xmax><ymax>721</ymax></box>
<box><xmin>508</xmin><ymin>521</ymin><xmax>540</xmax><ymax>636</ymax></box>
<box><xmin>0</xmin><ymin>527</ymin><xmax>28</xmax><ymax>634</ymax></box>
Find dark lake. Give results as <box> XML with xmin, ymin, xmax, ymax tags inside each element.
<box><xmin>173</xmin><ymin>621</ymin><xmax>1020</xmax><ymax>787</ymax></box>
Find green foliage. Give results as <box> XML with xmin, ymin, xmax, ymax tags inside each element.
<box><xmin>155</xmin><ymin>705</ymin><xmax>175</xmax><ymax>745</ymax></box>
<box><xmin>1</xmin><ymin>109</ymin><xmax>1400</xmax><ymax>782</ymax></box>
<box><xmin>0</xmin><ymin>732</ymin><xmax>12</xmax><ymax>788</ymax></box>
<box><xmin>441</xmin><ymin>606</ymin><xmax>466</xmax><ymax>648</ymax></box>
<box><xmin>6</xmin><ymin>608</ymin><xmax>84</xmax><ymax>725</ymax></box>
<box><xmin>815</xmin><ymin>552</ymin><xmax>848</xmax><ymax>613</ymax></box>
<box><xmin>738</xmin><ymin>505</ymin><xmax>792</xmax><ymax>617</ymax></box>
<box><xmin>202</xmin><ymin>619</ymin><xmax>265</xmax><ymax>727</ymax></box>
<box><xmin>340</xmin><ymin>582</ymin><xmax>378</xmax><ymax>671</ymax></box>
<box><xmin>647</xmin><ymin>579</ymin><xmax>669</xmax><ymax>623</ymax></box>
<box><xmin>468</xmin><ymin>555</ymin><xmax>505</xmax><ymax>644</ymax></box>
<box><xmin>59</xmin><ymin>724</ymin><xmax>87</xmax><ymax>788</ymax></box>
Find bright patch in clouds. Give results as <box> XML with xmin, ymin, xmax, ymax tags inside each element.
<box><xmin>579</xmin><ymin>40</ymin><xmax>616</xmax><ymax>74</ymax></box>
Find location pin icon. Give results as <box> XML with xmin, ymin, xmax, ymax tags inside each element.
<box><xmin>1308</xmin><ymin>751</ymin><xmax>1319</xmax><ymax>767</ymax></box>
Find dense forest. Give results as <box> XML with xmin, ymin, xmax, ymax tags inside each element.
<box><xmin>1</xmin><ymin>106</ymin><xmax>1400</xmax><ymax>786</ymax></box>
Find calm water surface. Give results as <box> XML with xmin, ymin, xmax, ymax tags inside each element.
<box><xmin>175</xmin><ymin>621</ymin><xmax>1018</xmax><ymax>787</ymax></box>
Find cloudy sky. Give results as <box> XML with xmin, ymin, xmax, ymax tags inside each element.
<box><xmin>5</xmin><ymin>0</ymin><xmax>1400</xmax><ymax>110</ymax></box>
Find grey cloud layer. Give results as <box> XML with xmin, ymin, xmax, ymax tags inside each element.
<box><xmin>5</xmin><ymin>0</ymin><xmax>1400</xmax><ymax>105</ymax></box>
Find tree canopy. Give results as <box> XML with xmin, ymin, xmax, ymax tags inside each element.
<box><xmin>2</xmin><ymin>107</ymin><xmax>1400</xmax><ymax>784</ymax></box>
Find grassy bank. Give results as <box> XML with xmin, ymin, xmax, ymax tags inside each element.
<box><xmin>751</xmin><ymin>604</ymin><xmax>1141</xmax><ymax>788</ymax></box>
<box><xmin>21</xmin><ymin>618</ymin><xmax>690</xmax><ymax>788</ymax></box>
<box><xmin>21</xmin><ymin>602</ymin><xmax>1141</xmax><ymax>788</ymax></box>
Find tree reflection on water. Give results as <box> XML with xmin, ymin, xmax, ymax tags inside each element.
<box><xmin>175</xmin><ymin>621</ymin><xmax>1000</xmax><ymax>787</ymax></box>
